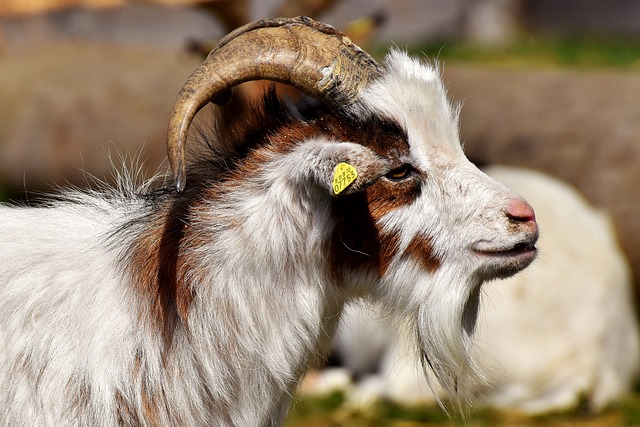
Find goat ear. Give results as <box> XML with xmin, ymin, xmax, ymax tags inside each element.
<box><xmin>300</xmin><ymin>141</ymin><xmax>390</xmax><ymax>196</ymax></box>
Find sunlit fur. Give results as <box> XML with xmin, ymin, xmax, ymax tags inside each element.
<box><xmin>0</xmin><ymin>50</ymin><xmax>536</xmax><ymax>425</ymax></box>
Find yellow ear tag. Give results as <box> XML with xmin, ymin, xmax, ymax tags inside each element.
<box><xmin>332</xmin><ymin>162</ymin><xmax>358</xmax><ymax>195</ymax></box>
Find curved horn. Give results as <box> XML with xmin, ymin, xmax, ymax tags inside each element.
<box><xmin>167</xmin><ymin>16</ymin><xmax>384</xmax><ymax>191</ymax></box>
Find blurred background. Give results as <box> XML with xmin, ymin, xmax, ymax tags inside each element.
<box><xmin>1</xmin><ymin>0</ymin><xmax>640</xmax><ymax>425</ymax></box>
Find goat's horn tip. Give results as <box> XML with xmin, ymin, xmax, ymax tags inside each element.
<box><xmin>174</xmin><ymin>168</ymin><xmax>186</xmax><ymax>192</ymax></box>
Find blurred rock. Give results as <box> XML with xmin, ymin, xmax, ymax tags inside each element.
<box><xmin>463</xmin><ymin>0</ymin><xmax>523</xmax><ymax>45</ymax></box>
<box><xmin>0</xmin><ymin>42</ymin><xmax>200</xmax><ymax>194</ymax></box>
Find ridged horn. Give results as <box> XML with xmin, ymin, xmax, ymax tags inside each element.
<box><xmin>167</xmin><ymin>16</ymin><xmax>384</xmax><ymax>191</ymax></box>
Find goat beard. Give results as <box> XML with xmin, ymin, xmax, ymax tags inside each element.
<box><xmin>413</xmin><ymin>276</ymin><xmax>488</xmax><ymax>409</ymax></box>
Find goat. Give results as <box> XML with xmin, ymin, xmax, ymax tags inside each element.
<box><xmin>0</xmin><ymin>17</ymin><xmax>538</xmax><ymax>426</ymax></box>
<box><xmin>330</xmin><ymin>166</ymin><xmax>639</xmax><ymax>414</ymax></box>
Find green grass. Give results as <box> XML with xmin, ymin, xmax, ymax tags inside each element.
<box><xmin>375</xmin><ymin>36</ymin><xmax>640</xmax><ymax>69</ymax></box>
<box><xmin>614</xmin><ymin>394</ymin><xmax>640</xmax><ymax>426</ymax></box>
<box><xmin>285</xmin><ymin>392</ymin><xmax>640</xmax><ymax>426</ymax></box>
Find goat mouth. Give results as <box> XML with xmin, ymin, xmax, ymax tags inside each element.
<box><xmin>471</xmin><ymin>241</ymin><xmax>537</xmax><ymax>278</ymax></box>
<box><xmin>473</xmin><ymin>242</ymin><xmax>537</xmax><ymax>259</ymax></box>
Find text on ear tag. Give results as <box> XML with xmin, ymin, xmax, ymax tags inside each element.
<box><xmin>332</xmin><ymin>162</ymin><xmax>358</xmax><ymax>195</ymax></box>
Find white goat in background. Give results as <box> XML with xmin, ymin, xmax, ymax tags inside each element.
<box><xmin>329</xmin><ymin>166</ymin><xmax>639</xmax><ymax>414</ymax></box>
<box><xmin>0</xmin><ymin>17</ymin><xmax>538</xmax><ymax>426</ymax></box>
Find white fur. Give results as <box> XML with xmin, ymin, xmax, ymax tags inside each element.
<box><xmin>0</xmin><ymin>51</ymin><xmax>537</xmax><ymax>425</ymax></box>
<box><xmin>330</xmin><ymin>166</ymin><xmax>639</xmax><ymax>414</ymax></box>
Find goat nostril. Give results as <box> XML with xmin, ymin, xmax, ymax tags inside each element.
<box><xmin>506</xmin><ymin>199</ymin><xmax>536</xmax><ymax>223</ymax></box>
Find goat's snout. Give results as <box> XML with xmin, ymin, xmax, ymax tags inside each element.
<box><xmin>468</xmin><ymin>196</ymin><xmax>538</xmax><ymax>280</ymax></box>
<box><xmin>505</xmin><ymin>198</ymin><xmax>536</xmax><ymax>224</ymax></box>
<box><xmin>505</xmin><ymin>197</ymin><xmax>539</xmax><ymax>242</ymax></box>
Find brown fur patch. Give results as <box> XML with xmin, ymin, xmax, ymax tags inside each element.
<box><xmin>127</xmin><ymin>194</ymin><xmax>204</xmax><ymax>346</ymax></box>
<box><xmin>403</xmin><ymin>235</ymin><xmax>441</xmax><ymax>273</ymax></box>
<box><xmin>366</xmin><ymin>177</ymin><xmax>422</xmax><ymax>219</ymax></box>
<box><xmin>222</xmin><ymin>123</ymin><xmax>309</xmax><ymax>186</ymax></box>
<box><xmin>329</xmin><ymin>191</ymin><xmax>403</xmax><ymax>281</ymax></box>
<box><xmin>313</xmin><ymin>113</ymin><xmax>410</xmax><ymax>160</ymax></box>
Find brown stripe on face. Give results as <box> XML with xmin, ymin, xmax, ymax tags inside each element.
<box><xmin>329</xmin><ymin>189</ymin><xmax>405</xmax><ymax>282</ymax></box>
<box><xmin>365</xmin><ymin>175</ymin><xmax>422</xmax><ymax>219</ymax></box>
<box><xmin>403</xmin><ymin>234</ymin><xmax>441</xmax><ymax>273</ymax></box>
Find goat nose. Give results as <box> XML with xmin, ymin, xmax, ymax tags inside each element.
<box><xmin>505</xmin><ymin>198</ymin><xmax>536</xmax><ymax>223</ymax></box>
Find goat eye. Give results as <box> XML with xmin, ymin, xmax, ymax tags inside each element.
<box><xmin>385</xmin><ymin>164</ymin><xmax>414</xmax><ymax>181</ymax></box>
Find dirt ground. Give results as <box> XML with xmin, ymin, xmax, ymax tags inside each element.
<box><xmin>1</xmin><ymin>42</ymin><xmax>639</xmax><ymax>290</ymax></box>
